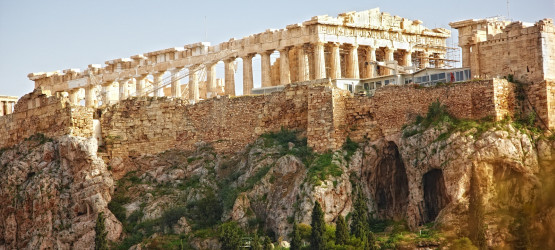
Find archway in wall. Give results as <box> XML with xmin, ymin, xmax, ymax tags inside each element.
<box><xmin>423</xmin><ymin>169</ymin><xmax>450</xmax><ymax>223</ymax></box>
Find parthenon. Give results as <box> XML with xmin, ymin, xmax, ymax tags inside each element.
<box><xmin>27</xmin><ymin>8</ymin><xmax>450</xmax><ymax>107</ymax></box>
<box><xmin>0</xmin><ymin>96</ymin><xmax>18</xmax><ymax>116</ymax></box>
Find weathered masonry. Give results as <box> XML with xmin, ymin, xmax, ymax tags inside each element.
<box><xmin>26</xmin><ymin>8</ymin><xmax>450</xmax><ymax>107</ymax></box>
<box><xmin>450</xmin><ymin>18</ymin><xmax>555</xmax><ymax>129</ymax></box>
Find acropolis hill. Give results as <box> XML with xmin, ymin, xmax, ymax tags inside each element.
<box><xmin>1</xmin><ymin>7</ymin><xmax>555</xmax><ymax>250</ymax></box>
<box><xmin>1</xmin><ymin>8</ymin><xmax>552</xmax><ymax>156</ymax></box>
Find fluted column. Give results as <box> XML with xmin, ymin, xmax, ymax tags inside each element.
<box><xmin>422</xmin><ymin>52</ymin><xmax>430</xmax><ymax>68</ymax></box>
<box><xmin>261</xmin><ymin>51</ymin><xmax>272</xmax><ymax>87</ymax></box>
<box><xmin>170</xmin><ymin>68</ymin><xmax>183</xmax><ymax>98</ymax></box>
<box><xmin>403</xmin><ymin>50</ymin><xmax>413</xmax><ymax>67</ymax></box>
<box><xmin>68</xmin><ymin>89</ymin><xmax>80</xmax><ymax>106</ymax></box>
<box><xmin>313</xmin><ymin>42</ymin><xmax>326</xmax><ymax>79</ymax></box>
<box><xmin>119</xmin><ymin>78</ymin><xmax>130</xmax><ymax>100</ymax></box>
<box><xmin>152</xmin><ymin>72</ymin><xmax>164</xmax><ymax>97</ymax></box>
<box><xmin>330</xmin><ymin>43</ymin><xmax>341</xmax><ymax>79</ymax></box>
<box><xmin>189</xmin><ymin>66</ymin><xmax>199</xmax><ymax>102</ymax></box>
<box><xmin>85</xmin><ymin>85</ymin><xmax>95</xmax><ymax>107</ymax></box>
<box><xmin>224</xmin><ymin>59</ymin><xmax>235</xmax><ymax>96</ymax></box>
<box><xmin>297</xmin><ymin>45</ymin><xmax>309</xmax><ymax>81</ymax></box>
<box><xmin>100</xmin><ymin>82</ymin><xmax>111</xmax><ymax>105</ymax></box>
<box><xmin>279</xmin><ymin>48</ymin><xmax>291</xmax><ymax>85</ymax></box>
<box><xmin>242</xmin><ymin>54</ymin><xmax>254</xmax><ymax>95</ymax></box>
<box><xmin>135</xmin><ymin>76</ymin><xmax>147</xmax><ymax>97</ymax></box>
<box><xmin>362</xmin><ymin>46</ymin><xmax>376</xmax><ymax>78</ymax></box>
<box><xmin>346</xmin><ymin>44</ymin><xmax>359</xmax><ymax>78</ymax></box>
<box><xmin>5</xmin><ymin>102</ymin><xmax>12</xmax><ymax>115</ymax></box>
<box><xmin>384</xmin><ymin>47</ymin><xmax>394</xmax><ymax>75</ymax></box>
<box><xmin>206</xmin><ymin>63</ymin><xmax>217</xmax><ymax>98</ymax></box>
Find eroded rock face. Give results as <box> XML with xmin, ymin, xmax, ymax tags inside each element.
<box><xmin>0</xmin><ymin>136</ymin><xmax>121</xmax><ymax>249</ymax></box>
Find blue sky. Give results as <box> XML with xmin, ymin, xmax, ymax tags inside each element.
<box><xmin>1</xmin><ymin>0</ymin><xmax>553</xmax><ymax>97</ymax></box>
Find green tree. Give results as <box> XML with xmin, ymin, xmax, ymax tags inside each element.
<box><xmin>335</xmin><ymin>215</ymin><xmax>348</xmax><ymax>245</ymax></box>
<box><xmin>365</xmin><ymin>231</ymin><xmax>378</xmax><ymax>250</ymax></box>
<box><xmin>252</xmin><ymin>233</ymin><xmax>262</xmax><ymax>250</ymax></box>
<box><xmin>218</xmin><ymin>222</ymin><xmax>242</xmax><ymax>250</ymax></box>
<box><xmin>291</xmin><ymin>223</ymin><xmax>302</xmax><ymax>250</ymax></box>
<box><xmin>310</xmin><ymin>201</ymin><xmax>325</xmax><ymax>250</ymax></box>
<box><xmin>263</xmin><ymin>236</ymin><xmax>273</xmax><ymax>250</ymax></box>
<box><xmin>351</xmin><ymin>186</ymin><xmax>369</xmax><ymax>239</ymax></box>
<box><xmin>468</xmin><ymin>166</ymin><xmax>487</xmax><ymax>249</ymax></box>
<box><xmin>94</xmin><ymin>212</ymin><xmax>108</xmax><ymax>250</ymax></box>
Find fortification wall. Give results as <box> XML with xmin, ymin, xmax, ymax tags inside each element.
<box><xmin>342</xmin><ymin>79</ymin><xmax>515</xmax><ymax>143</ymax></box>
<box><xmin>100</xmin><ymin>83</ymin><xmax>311</xmax><ymax>157</ymax></box>
<box><xmin>101</xmin><ymin>79</ymin><xmax>514</xmax><ymax>157</ymax></box>
<box><xmin>0</xmin><ymin>89</ymin><xmax>94</xmax><ymax>149</ymax></box>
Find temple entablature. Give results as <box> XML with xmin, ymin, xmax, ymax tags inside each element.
<box><xmin>28</xmin><ymin>7</ymin><xmax>452</xmax><ymax>108</ymax></box>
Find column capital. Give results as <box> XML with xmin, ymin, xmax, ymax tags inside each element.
<box><xmin>241</xmin><ymin>53</ymin><xmax>256</xmax><ymax>60</ymax></box>
<box><xmin>348</xmin><ymin>43</ymin><xmax>359</xmax><ymax>49</ymax></box>
<box><xmin>278</xmin><ymin>46</ymin><xmax>292</xmax><ymax>53</ymax></box>
<box><xmin>223</xmin><ymin>57</ymin><xmax>236</xmax><ymax>63</ymax></box>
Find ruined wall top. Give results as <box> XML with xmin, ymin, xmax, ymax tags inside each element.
<box><xmin>27</xmin><ymin>8</ymin><xmax>450</xmax><ymax>95</ymax></box>
<box><xmin>449</xmin><ymin>17</ymin><xmax>554</xmax><ymax>47</ymax></box>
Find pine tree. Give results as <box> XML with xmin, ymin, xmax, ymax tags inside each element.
<box><xmin>252</xmin><ymin>233</ymin><xmax>262</xmax><ymax>250</ymax></box>
<box><xmin>335</xmin><ymin>215</ymin><xmax>348</xmax><ymax>245</ymax></box>
<box><xmin>94</xmin><ymin>212</ymin><xmax>108</xmax><ymax>250</ymax></box>
<box><xmin>365</xmin><ymin>231</ymin><xmax>378</xmax><ymax>250</ymax></box>
<box><xmin>218</xmin><ymin>222</ymin><xmax>242</xmax><ymax>250</ymax></box>
<box><xmin>263</xmin><ymin>236</ymin><xmax>272</xmax><ymax>250</ymax></box>
<box><xmin>351</xmin><ymin>186</ymin><xmax>369</xmax><ymax>239</ymax></box>
<box><xmin>310</xmin><ymin>201</ymin><xmax>325</xmax><ymax>250</ymax></box>
<box><xmin>291</xmin><ymin>223</ymin><xmax>302</xmax><ymax>250</ymax></box>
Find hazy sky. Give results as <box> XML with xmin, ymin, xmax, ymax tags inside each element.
<box><xmin>1</xmin><ymin>0</ymin><xmax>553</xmax><ymax>97</ymax></box>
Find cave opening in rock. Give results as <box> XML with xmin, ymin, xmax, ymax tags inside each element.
<box><xmin>374</xmin><ymin>141</ymin><xmax>409</xmax><ymax>220</ymax></box>
<box><xmin>423</xmin><ymin>169</ymin><xmax>450</xmax><ymax>222</ymax></box>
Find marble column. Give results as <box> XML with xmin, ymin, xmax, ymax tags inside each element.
<box><xmin>313</xmin><ymin>42</ymin><xmax>326</xmax><ymax>79</ymax></box>
<box><xmin>152</xmin><ymin>72</ymin><xmax>164</xmax><ymax>97</ymax></box>
<box><xmin>384</xmin><ymin>47</ymin><xmax>394</xmax><ymax>75</ymax></box>
<box><xmin>363</xmin><ymin>46</ymin><xmax>376</xmax><ymax>78</ymax></box>
<box><xmin>101</xmin><ymin>84</ymin><xmax>110</xmax><ymax>106</ymax></box>
<box><xmin>346</xmin><ymin>44</ymin><xmax>359</xmax><ymax>78</ymax></box>
<box><xmin>403</xmin><ymin>50</ymin><xmax>413</xmax><ymax>67</ymax></box>
<box><xmin>279</xmin><ymin>48</ymin><xmax>290</xmax><ymax>85</ymax></box>
<box><xmin>242</xmin><ymin>55</ymin><xmax>254</xmax><ymax>95</ymax></box>
<box><xmin>297</xmin><ymin>45</ymin><xmax>309</xmax><ymax>81</ymax></box>
<box><xmin>224</xmin><ymin>59</ymin><xmax>235</xmax><ymax>96</ymax></box>
<box><xmin>206</xmin><ymin>63</ymin><xmax>217</xmax><ymax>98</ymax></box>
<box><xmin>68</xmin><ymin>89</ymin><xmax>80</xmax><ymax>106</ymax></box>
<box><xmin>119</xmin><ymin>78</ymin><xmax>130</xmax><ymax>100</ymax></box>
<box><xmin>189</xmin><ymin>66</ymin><xmax>199</xmax><ymax>102</ymax></box>
<box><xmin>261</xmin><ymin>51</ymin><xmax>272</xmax><ymax>88</ymax></box>
<box><xmin>0</xmin><ymin>101</ymin><xmax>5</xmax><ymax>116</ymax></box>
<box><xmin>422</xmin><ymin>51</ymin><xmax>430</xmax><ymax>68</ymax></box>
<box><xmin>5</xmin><ymin>102</ymin><xmax>12</xmax><ymax>115</ymax></box>
<box><xmin>85</xmin><ymin>85</ymin><xmax>95</xmax><ymax>107</ymax></box>
<box><xmin>170</xmin><ymin>68</ymin><xmax>183</xmax><ymax>98</ymax></box>
<box><xmin>135</xmin><ymin>75</ymin><xmax>147</xmax><ymax>97</ymax></box>
<box><xmin>330</xmin><ymin>43</ymin><xmax>341</xmax><ymax>79</ymax></box>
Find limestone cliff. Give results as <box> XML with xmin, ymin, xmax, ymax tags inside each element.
<box><xmin>2</xmin><ymin>121</ymin><xmax>554</xmax><ymax>249</ymax></box>
<box><xmin>0</xmin><ymin>135</ymin><xmax>121</xmax><ymax>249</ymax></box>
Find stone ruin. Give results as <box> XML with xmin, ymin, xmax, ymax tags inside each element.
<box><xmin>0</xmin><ymin>8</ymin><xmax>553</xmax><ymax>155</ymax></box>
<box><xmin>26</xmin><ymin>8</ymin><xmax>450</xmax><ymax>107</ymax></box>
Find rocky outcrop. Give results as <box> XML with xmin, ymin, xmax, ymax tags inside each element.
<box><xmin>0</xmin><ymin>135</ymin><xmax>121</xmax><ymax>249</ymax></box>
<box><xmin>357</xmin><ymin>122</ymin><xmax>555</xmax><ymax>248</ymax></box>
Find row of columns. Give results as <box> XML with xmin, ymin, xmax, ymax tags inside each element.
<box><xmin>0</xmin><ymin>101</ymin><xmax>15</xmax><ymax>116</ymax></box>
<box><xmin>69</xmin><ymin>43</ymin><xmax>442</xmax><ymax>108</ymax></box>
